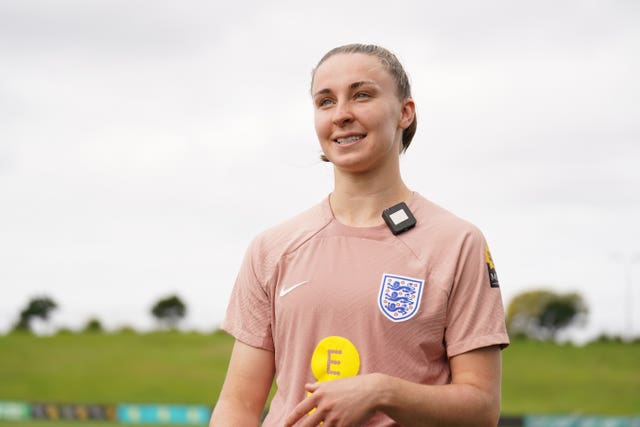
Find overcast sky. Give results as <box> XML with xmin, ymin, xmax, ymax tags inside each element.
<box><xmin>1</xmin><ymin>0</ymin><xmax>639</xmax><ymax>342</ymax></box>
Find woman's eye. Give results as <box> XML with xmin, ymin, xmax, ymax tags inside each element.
<box><xmin>355</xmin><ymin>92</ymin><xmax>370</xmax><ymax>99</ymax></box>
<box><xmin>319</xmin><ymin>98</ymin><xmax>334</xmax><ymax>107</ymax></box>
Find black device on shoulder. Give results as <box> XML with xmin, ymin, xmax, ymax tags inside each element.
<box><xmin>382</xmin><ymin>202</ymin><xmax>416</xmax><ymax>235</ymax></box>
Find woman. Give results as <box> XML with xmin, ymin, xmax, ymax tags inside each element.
<box><xmin>210</xmin><ymin>44</ymin><xmax>509</xmax><ymax>426</ymax></box>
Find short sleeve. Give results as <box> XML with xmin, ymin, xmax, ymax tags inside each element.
<box><xmin>220</xmin><ymin>238</ymin><xmax>275</xmax><ymax>351</ymax></box>
<box><xmin>444</xmin><ymin>228</ymin><xmax>510</xmax><ymax>357</ymax></box>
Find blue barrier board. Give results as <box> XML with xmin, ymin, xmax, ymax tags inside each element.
<box><xmin>117</xmin><ymin>404</ymin><xmax>211</xmax><ymax>425</ymax></box>
<box><xmin>525</xmin><ymin>415</ymin><xmax>640</xmax><ymax>427</ymax></box>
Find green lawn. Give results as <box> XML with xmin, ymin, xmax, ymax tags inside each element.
<box><xmin>1</xmin><ymin>332</ymin><xmax>639</xmax><ymax>417</ymax></box>
<box><xmin>0</xmin><ymin>331</ymin><xmax>229</xmax><ymax>426</ymax></box>
<box><xmin>501</xmin><ymin>339</ymin><xmax>640</xmax><ymax>415</ymax></box>
<box><xmin>0</xmin><ymin>330</ymin><xmax>233</xmax><ymax>405</ymax></box>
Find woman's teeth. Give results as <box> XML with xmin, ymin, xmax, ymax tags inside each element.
<box><xmin>336</xmin><ymin>135</ymin><xmax>363</xmax><ymax>144</ymax></box>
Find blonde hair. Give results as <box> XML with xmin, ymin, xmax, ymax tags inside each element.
<box><xmin>311</xmin><ymin>44</ymin><xmax>417</xmax><ymax>162</ymax></box>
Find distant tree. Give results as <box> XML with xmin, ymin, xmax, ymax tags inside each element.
<box><xmin>506</xmin><ymin>289</ymin><xmax>588</xmax><ymax>341</ymax></box>
<box><xmin>115</xmin><ymin>325</ymin><xmax>137</xmax><ymax>335</ymax></box>
<box><xmin>83</xmin><ymin>317</ymin><xmax>103</xmax><ymax>333</ymax></box>
<box><xmin>151</xmin><ymin>295</ymin><xmax>187</xmax><ymax>329</ymax></box>
<box><xmin>12</xmin><ymin>296</ymin><xmax>58</xmax><ymax>333</ymax></box>
<box><xmin>593</xmin><ymin>333</ymin><xmax>624</xmax><ymax>344</ymax></box>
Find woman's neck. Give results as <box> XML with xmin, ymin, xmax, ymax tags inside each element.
<box><xmin>330</xmin><ymin>168</ymin><xmax>412</xmax><ymax>227</ymax></box>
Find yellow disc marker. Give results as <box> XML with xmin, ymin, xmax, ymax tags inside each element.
<box><xmin>311</xmin><ymin>336</ymin><xmax>360</xmax><ymax>382</ymax></box>
<box><xmin>308</xmin><ymin>336</ymin><xmax>361</xmax><ymax>418</ymax></box>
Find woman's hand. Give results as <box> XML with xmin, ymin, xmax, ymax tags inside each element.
<box><xmin>284</xmin><ymin>374</ymin><xmax>383</xmax><ymax>427</ymax></box>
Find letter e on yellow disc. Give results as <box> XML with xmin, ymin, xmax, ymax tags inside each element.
<box><xmin>310</xmin><ymin>336</ymin><xmax>360</xmax><ymax>382</ymax></box>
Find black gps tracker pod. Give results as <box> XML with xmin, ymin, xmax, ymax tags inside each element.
<box><xmin>382</xmin><ymin>202</ymin><xmax>416</xmax><ymax>235</ymax></box>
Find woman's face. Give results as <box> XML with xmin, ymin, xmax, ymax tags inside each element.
<box><xmin>311</xmin><ymin>53</ymin><xmax>414</xmax><ymax>174</ymax></box>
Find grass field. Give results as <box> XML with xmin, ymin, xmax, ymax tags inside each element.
<box><xmin>502</xmin><ymin>339</ymin><xmax>640</xmax><ymax>414</ymax></box>
<box><xmin>1</xmin><ymin>331</ymin><xmax>639</xmax><ymax>419</ymax></box>
<box><xmin>0</xmin><ymin>330</ymin><xmax>232</xmax><ymax>405</ymax></box>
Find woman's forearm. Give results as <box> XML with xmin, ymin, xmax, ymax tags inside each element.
<box><xmin>377</xmin><ymin>375</ymin><xmax>500</xmax><ymax>427</ymax></box>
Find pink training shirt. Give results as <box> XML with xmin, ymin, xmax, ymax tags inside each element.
<box><xmin>222</xmin><ymin>192</ymin><xmax>509</xmax><ymax>426</ymax></box>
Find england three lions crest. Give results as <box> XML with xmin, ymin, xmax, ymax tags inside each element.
<box><xmin>378</xmin><ymin>274</ymin><xmax>424</xmax><ymax>322</ymax></box>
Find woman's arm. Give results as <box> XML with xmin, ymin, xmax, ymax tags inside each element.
<box><xmin>209</xmin><ymin>340</ymin><xmax>275</xmax><ymax>426</ymax></box>
<box><xmin>379</xmin><ymin>345</ymin><xmax>502</xmax><ymax>426</ymax></box>
<box><xmin>285</xmin><ymin>345</ymin><xmax>502</xmax><ymax>427</ymax></box>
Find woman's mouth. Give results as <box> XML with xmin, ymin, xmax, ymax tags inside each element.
<box><xmin>335</xmin><ymin>135</ymin><xmax>365</xmax><ymax>145</ymax></box>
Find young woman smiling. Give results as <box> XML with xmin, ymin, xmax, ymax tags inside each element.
<box><xmin>210</xmin><ymin>44</ymin><xmax>509</xmax><ymax>427</ymax></box>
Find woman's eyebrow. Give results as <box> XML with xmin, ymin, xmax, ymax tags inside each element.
<box><xmin>313</xmin><ymin>88</ymin><xmax>332</xmax><ymax>98</ymax></box>
<box><xmin>350</xmin><ymin>80</ymin><xmax>377</xmax><ymax>90</ymax></box>
<box><xmin>314</xmin><ymin>81</ymin><xmax>378</xmax><ymax>98</ymax></box>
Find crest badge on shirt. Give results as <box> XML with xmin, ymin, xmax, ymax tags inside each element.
<box><xmin>378</xmin><ymin>274</ymin><xmax>424</xmax><ymax>322</ymax></box>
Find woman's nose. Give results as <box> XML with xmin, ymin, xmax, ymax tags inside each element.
<box><xmin>332</xmin><ymin>101</ymin><xmax>354</xmax><ymax>126</ymax></box>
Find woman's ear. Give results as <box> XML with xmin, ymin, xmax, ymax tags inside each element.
<box><xmin>399</xmin><ymin>99</ymin><xmax>416</xmax><ymax>130</ymax></box>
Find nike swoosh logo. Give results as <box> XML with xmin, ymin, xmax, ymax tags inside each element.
<box><xmin>279</xmin><ymin>280</ymin><xmax>310</xmax><ymax>297</ymax></box>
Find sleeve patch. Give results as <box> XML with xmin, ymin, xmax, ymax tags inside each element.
<box><xmin>484</xmin><ymin>245</ymin><xmax>500</xmax><ymax>288</ymax></box>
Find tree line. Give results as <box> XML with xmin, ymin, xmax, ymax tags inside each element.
<box><xmin>11</xmin><ymin>294</ymin><xmax>187</xmax><ymax>333</ymax></box>
<box><xmin>10</xmin><ymin>289</ymin><xmax>591</xmax><ymax>340</ymax></box>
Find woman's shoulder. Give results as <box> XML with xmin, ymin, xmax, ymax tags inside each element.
<box><xmin>249</xmin><ymin>197</ymin><xmax>333</xmax><ymax>260</ymax></box>
<box><xmin>410</xmin><ymin>192</ymin><xmax>486</xmax><ymax>242</ymax></box>
<box><xmin>412</xmin><ymin>193</ymin><xmax>475</xmax><ymax>225</ymax></box>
